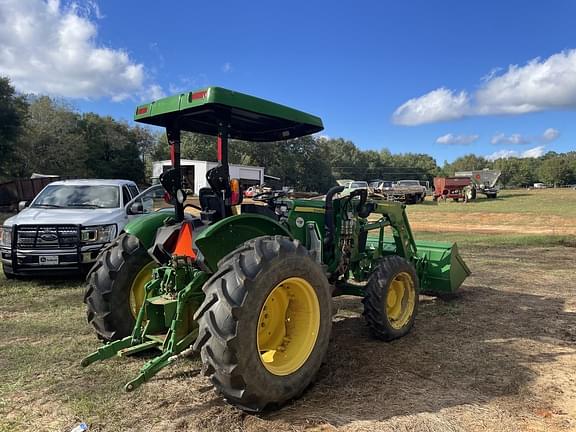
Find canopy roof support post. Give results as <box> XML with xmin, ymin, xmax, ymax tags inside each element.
<box><xmin>167</xmin><ymin>125</ymin><xmax>184</xmax><ymax>222</ymax></box>
<box><xmin>216</xmin><ymin>122</ymin><xmax>231</xmax><ymax>217</ymax></box>
<box><xmin>217</xmin><ymin>122</ymin><xmax>230</xmax><ymax>178</ymax></box>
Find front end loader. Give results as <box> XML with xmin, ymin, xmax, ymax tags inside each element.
<box><xmin>81</xmin><ymin>87</ymin><xmax>470</xmax><ymax>411</ymax></box>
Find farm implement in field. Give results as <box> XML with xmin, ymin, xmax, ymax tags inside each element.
<box><xmin>81</xmin><ymin>87</ymin><xmax>470</xmax><ymax>411</ymax></box>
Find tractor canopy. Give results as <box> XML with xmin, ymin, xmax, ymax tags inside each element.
<box><xmin>134</xmin><ymin>86</ymin><xmax>324</xmax><ymax>141</ymax></box>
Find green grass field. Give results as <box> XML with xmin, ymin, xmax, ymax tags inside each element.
<box><xmin>404</xmin><ymin>188</ymin><xmax>576</xmax><ymax>246</ymax></box>
<box><xmin>408</xmin><ymin>188</ymin><xmax>576</xmax><ymax>216</ymax></box>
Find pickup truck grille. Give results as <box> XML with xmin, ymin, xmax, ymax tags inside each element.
<box><xmin>16</xmin><ymin>225</ymin><xmax>79</xmax><ymax>249</ymax></box>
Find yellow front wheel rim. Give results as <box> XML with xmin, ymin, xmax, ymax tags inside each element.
<box><xmin>129</xmin><ymin>262</ymin><xmax>156</xmax><ymax>318</ymax></box>
<box><xmin>257</xmin><ymin>277</ymin><xmax>320</xmax><ymax>376</ymax></box>
<box><xmin>386</xmin><ymin>272</ymin><xmax>416</xmax><ymax>329</ymax></box>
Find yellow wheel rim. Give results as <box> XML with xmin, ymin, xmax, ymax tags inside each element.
<box><xmin>129</xmin><ymin>262</ymin><xmax>156</xmax><ymax>318</ymax></box>
<box><xmin>386</xmin><ymin>271</ymin><xmax>416</xmax><ymax>329</ymax></box>
<box><xmin>257</xmin><ymin>277</ymin><xmax>320</xmax><ymax>376</ymax></box>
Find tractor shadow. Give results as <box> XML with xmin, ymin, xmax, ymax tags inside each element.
<box><xmin>176</xmin><ymin>284</ymin><xmax>576</xmax><ymax>430</ymax></box>
<box><xmin>259</xmin><ymin>270</ymin><xmax>576</xmax><ymax>426</ymax></box>
<box><xmin>154</xmin><ymin>246</ymin><xmax>576</xmax><ymax>431</ymax></box>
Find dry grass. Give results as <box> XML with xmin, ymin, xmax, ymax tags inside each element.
<box><xmin>405</xmin><ymin>189</ymin><xmax>576</xmax><ymax>237</ymax></box>
<box><xmin>1</xmin><ymin>245</ymin><xmax>576</xmax><ymax>431</ymax></box>
<box><xmin>1</xmin><ymin>189</ymin><xmax>576</xmax><ymax>431</ymax></box>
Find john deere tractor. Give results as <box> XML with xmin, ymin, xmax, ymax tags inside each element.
<box><xmin>82</xmin><ymin>87</ymin><xmax>470</xmax><ymax>412</ymax></box>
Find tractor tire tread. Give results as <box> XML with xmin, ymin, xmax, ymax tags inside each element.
<box><xmin>362</xmin><ymin>255</ymin><xmax>419</xmax><ymax>341</ymax></box>
<box><xmin>193</xmin><ymin>235</ymin><xmax>331</xmax><ymax>412</ymax></box>
<box><xmin>84</xmin><ymin>233</ymin><xmax>153</xmax><ymax>342</ymax></box>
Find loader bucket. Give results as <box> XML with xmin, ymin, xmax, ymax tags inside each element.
<box><xmin>367</xmin><ymin>237</ymin><xmax>471</xmax><ymax>295</ymax></box>
<box><xmin>413</xmin><ymin>240</ymin><xmax>471</xmax><ymax>295</ymax></box>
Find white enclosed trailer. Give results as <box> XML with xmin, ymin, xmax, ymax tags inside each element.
<box><xmin>152</xmin><ymin>159</ymin><xmax>264</xmax><ymax>196</ymax></box>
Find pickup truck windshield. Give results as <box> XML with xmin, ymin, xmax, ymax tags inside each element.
<box><xmin>350</xmin><ymin>182</ymin><xmax>368</xmax><ymax>188</ymax></box>
<box><xmin>32</xmin><ymin>185</ymin><xmax>120</xmax><ymax>209</ymax></box>
<box><xmin>397</xmin><ymin>180</ymin><xmax>421</xmax><ymax>186</ymax></box>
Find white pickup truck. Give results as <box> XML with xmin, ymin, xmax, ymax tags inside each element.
<box><xmin>374</xmin><ymin>180</ymin><xmax>427</xmax><ymax>204</ymax></box>
<box><xmin>0</xmin><ymin>179</ymin><xmax>142</xmax><ymax>277</ymax></box>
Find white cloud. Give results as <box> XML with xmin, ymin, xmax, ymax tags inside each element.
<box><xmin>522</xmin><ymin>146</ymin><xmax>546</xmax><ymax>158</ymax></box>
<box><xmin>222</xmin><ymin>62</ymin><xmax>232</xmax><ymax>73</ymax></box>
<box><xmin>490</xmin><ymin>133</ymin><xmax>529</xmax><ymax>145</ymax></box>
<box><xmin>392</xmin><ymin>88</ymin><xmax>471</xmax><ymax>125</ymax></box>
<box><xmin>486</xmin><ymin>145</ymin><xmax>546</xmax><ymax>161</ymax></box>
<box><xmin>490</xmin><ymin>128</ymin><xmax>560</xmax><ymax>145</ymax></box>
<box><xmin>0</xmin><ymin>0</ymin><xmax>160</xmax><ymax>101</ymax></box>
<box><xmin>142</xmin><ymin>84</ymin><xmax>165</xmax><ymax>101</ymax></box>
<box><xmin>393</xmin><ymin>49</ymin><xmax>576</xmax><ymax>125</ymax></box>
<box><xmin>542</xmin><ymin>127</ymin><xmax>560</xmax><ymax>142</ymax></box>
<box><xmin>167</xmin><ymin>74</ymin><xmax>209</xmax><ymax>95</ymax></box>
<box><xmin>436</xmin><ymin>133</ymin><xmax>479</xmax><ymax>145</ymax></box>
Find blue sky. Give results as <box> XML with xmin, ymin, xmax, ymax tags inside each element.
<box><xmin>1</xmin><ymin>0</ymin><xmax>574</xmax><ymax>164</ymax></box>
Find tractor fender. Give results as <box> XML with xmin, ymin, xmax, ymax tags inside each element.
<box><xmin>124</xmin><ymin>210</ymin><xmax>176</xmax><ymax>249</ymax></box>
<box><xmin>194</xmin><ymin>214</ymin><xmax>293</xmax><ymax>272</ymax></box>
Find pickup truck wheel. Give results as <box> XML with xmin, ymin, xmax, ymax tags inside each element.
<box><xmin>84</xmin><ymin>233</ymin><xmax>156</xmax><ymax>342</ymax></box>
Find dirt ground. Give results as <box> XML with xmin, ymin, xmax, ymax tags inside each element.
<box><xmin>153</xmin><ymin>246</ymin><xmax>576</xmax><ymax>432</ymax></box>
<box><xmin>407</xmin><ymin>212</ymin><xmax>576</xmax><ymax>235</ymax></box>
<box><xmin>2</xmin><ymin>245</ymin><xmax>576</xmax><ymax>432</ymax></box>
<box><xmin>2</xmin><ymin>190</ymin><xmax>576</xmax><ymax>431</ymax></box>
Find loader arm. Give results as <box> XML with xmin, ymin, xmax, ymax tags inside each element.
<box><xmin>372</xmin><ymin>202</ymin><xmax>418</xmax><ymax>261</ymax></box>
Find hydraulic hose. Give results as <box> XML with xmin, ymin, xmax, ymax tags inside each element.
<box><xmin>324</xmin><ymin>185</ymin><xmax>345</xmax><ymax>252</ymax></box>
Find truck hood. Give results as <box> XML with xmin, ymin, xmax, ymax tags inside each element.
<box><xmin>394</xmin><ymin>185</ymin><xmax>425</xmax><ymax>191</ymax></box>
<box><xmin>3</xmin><ymin>207</ymin><xmax>126</xmax><ymax>227</ymax></box>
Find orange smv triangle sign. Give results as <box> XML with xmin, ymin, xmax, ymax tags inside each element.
<box><xmin>173</xmin><ymin>221</ymin><xmax>196</xmax><ymax>259</ymax></box>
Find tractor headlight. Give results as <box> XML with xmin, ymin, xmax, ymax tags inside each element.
<box><xmin>0</xmin><ymin>226</ymin><xmax>12</xmax><ymax>247</ymax></box>
<box><xmin>81</xmin><ymin>224</ymin><xmax>117</xmax><ymax>244</ymax></box>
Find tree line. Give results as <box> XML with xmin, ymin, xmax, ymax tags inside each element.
<box><xmin>1</xmin><ymin>77</ymin><xmax>575</xmax><ymax>192</ymax></box>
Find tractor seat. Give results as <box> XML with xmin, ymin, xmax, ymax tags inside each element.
<box><xmin>199</xmin><ymin>187</ymin><xmax>223</xmax><ymax>222</ymax></box>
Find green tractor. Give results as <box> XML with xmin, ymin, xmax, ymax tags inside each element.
<box><xmin>82</xmin><ymin>87</ymin><xmax>470</xmax><ymax>412</ymax></box>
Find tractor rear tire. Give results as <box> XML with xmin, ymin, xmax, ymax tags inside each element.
<box><xmin>84</xmin><ymin>233</ymin><xmax>156</xmax><ymax>342</ymax></box>
<box><xmin>362</xmin><ymin>255</ymin><xmax>419</xmax><ymax>341</ymax></box>
<box><xmin>193</xmin><ymin>235</ymin><xmax>332</xmax><ymax>412</ymax></box>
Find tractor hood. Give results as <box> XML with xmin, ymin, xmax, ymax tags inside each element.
<box><xmin>3</xmin><ymin>207</ymin><xmax>126</xmax><ymax>228</ymax></box>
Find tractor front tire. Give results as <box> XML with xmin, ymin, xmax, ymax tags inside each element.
<box><xmin>84</xmin><ymin>233</ymin><xmax>156</xmax><ymax>342</ymax></box>
<box><xmin>193</xmin><ymin>235</ymin><xmax>332</xmax><ymax>412</ymax></box>
<box><xmin>362</xmin><ymin>255</ymin><xmax>419</xmax><ymax>341</ymax></box>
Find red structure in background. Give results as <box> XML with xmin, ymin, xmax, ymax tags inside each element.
<box><xmin>433</xmin><ymin>177</ymin><xmax>471</xmax><ymax>201</ymax></box>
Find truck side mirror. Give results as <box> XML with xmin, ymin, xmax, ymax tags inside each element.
<box><xmin>128</xmin><ymin>201</ymin><xmax>144</xmax><ymax>215</ymax></box>
<box><xmin>18</xmin><ymin>201</ymin><xmax>28</xmax><ymax>212</ymax></box>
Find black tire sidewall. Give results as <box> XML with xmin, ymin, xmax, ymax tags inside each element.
<box><xmin>194</xmin><ymin>236</ymin><xmax>332</xmax><ymax>411</ymax></box>
<box><xmin>85</xmin><ymin>234</ymin><xmax>155</xmax><ymax>341</ymax></box>
<box><xmin>234</xmin><ymin>253</ymin><xmax>331</xmax><ymax>404</ymax></box>
<box><xmin>363</xmin><ymin>255</ymin><xmax>419</xmax><ymax>340</ymax></box>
